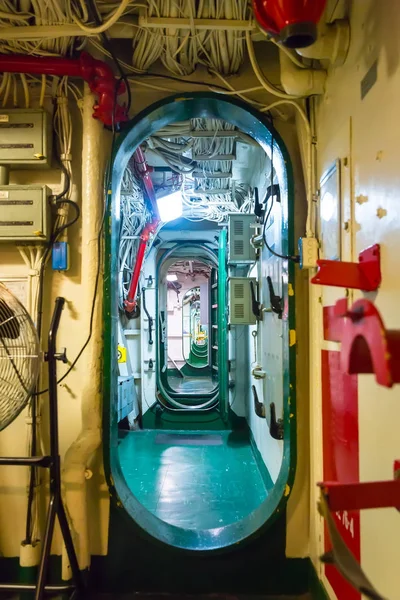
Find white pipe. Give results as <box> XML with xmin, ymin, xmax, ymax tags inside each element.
<box><xmin>279</xmin><ymin>52</ymin><xmax>326</xmax><ymax>97</ymax></box>
<box><xmin>61</xmin><ymin>86</ymin><xmax>109</xmax><ymax>579</ymax></box>
<box><xmin>296</xmin><ymin>20</ymin><xmax>350</xmax><ymax>67</ymax></box>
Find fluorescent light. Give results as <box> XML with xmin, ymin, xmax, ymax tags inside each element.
<box><xmin>156</xmin><ymin>190</ymin><xmax>183</xmax><ymax>223</ymax></box>
<box><xmin>166</xmin><ymin>273</ymin><xmax>178</xmax><ymax>282</ymax></box>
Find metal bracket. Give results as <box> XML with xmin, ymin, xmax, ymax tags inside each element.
<box><xmin>311</xmin><ymin>244</ymin><xmax>381</xmax><ymax>291</ymax></box>
<box><xmin>266</xmin><ymin>276</ymin><xmax>283</xmax><ymax>319</ymax></box>
<box><xmin>269</xmin><ymin>402</ymin><xmax>284</xmax><ymax>440</ymax></box>
<box><xmin>142</xmin><ymin>287</ymin><xmax>153</xmax><ymax>345</ymax></box>
<box><xmin>250</xmin><ymin>280</ymin><xmax>263</xmax><ymax>320</ymax></box>
<box><xmin>251</xmin><ymin>385</ymin><xmax>265</xmax><ymax>418</ymax></box>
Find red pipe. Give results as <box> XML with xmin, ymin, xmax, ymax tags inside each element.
<box><xmin>124</xmin><ymin>150</ymin><xmax>160</xmax><ymax>313</ymax></box>
<box><xmin>132</xmin><ymin>147</ymin><xmax>159</xmax><ymax>217</ymax></box>
<box><xmin>0</xmin><ymin>52</ymin><xmax>128</xmax><ymax>126</ymax></box>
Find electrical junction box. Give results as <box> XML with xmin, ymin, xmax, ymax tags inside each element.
<box><xmin>52</xmin><ymin>241</ymin><xmax>69</xmax><ymax>271</ymax></box>
<box><xmin>298</xmin><ymin>236</ymin><xmax>319</xmax><ymax>268</ymax></box>
<box><xmin>0</xmin><ymin>109</ymin><xmax>52</xmax><ymax>168</ymax></box>
<box><xmin>118</xmin><ymin>375</ymin><xmax>138</xmax><ymax>422</ymax></box>
<box><xmin>0</xmin><ymin>185</ymin><xmax>51</xmax><ymax>241</ymax></box>
<box><xmin>228</xmin><ymin>213</ymin><xmax>257</xmax><ymax>264</ymax></box>
<box><xmin>228</xmin><ymin>277</ymin><xmax>257</xmax><ymax>325</ymax></box>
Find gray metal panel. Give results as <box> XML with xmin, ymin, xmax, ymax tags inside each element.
<box><xmin>0</xmin><ymin>109</ymin><xmax>52</xmax><ymax>168</ymax></box>
<box><xmin>228</xmin><ymin>276</ymin><xmax>257</xmax><ymax>325</ymax></box>
<box><xmin>0</xmin><ymin>185</ymin><xmax>51</xmax><ymax>241</ymax></box>
<box><xmin>228</xmin><ymin>213</ymin><xmax>257</xmax><ymax>264</ymax></box>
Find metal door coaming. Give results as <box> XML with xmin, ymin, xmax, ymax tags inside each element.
<box><xmin>103</xmin><ymin>93</ymin><xmax>297</xmax><ymax>551</ymax></box>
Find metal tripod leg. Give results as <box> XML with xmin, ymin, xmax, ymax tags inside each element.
<box><xmin>35</xmin><ymin>495</ymin><xmax>57</xmax><ymax>600</ymax></box>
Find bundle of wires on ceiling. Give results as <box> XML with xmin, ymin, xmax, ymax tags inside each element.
<box><xmin>118</xmin><ymin>167</ymin><xmax>149</xmax><ymax>310</ymax></box>
<box><xmin>0</xmin><ymin>0</ymin><xmax>77</xmax><ymax>56</ymax></box>
<box><xmin>146</xmin><ymin>117</ymin><xmax>252</xmax><ymax>223</ymax></box>
<box><xmin>131</xmin><ymin>0</ymin><xmax>249</xmax><ymax>76</ymax></box>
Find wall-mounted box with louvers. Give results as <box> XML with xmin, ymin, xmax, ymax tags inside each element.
<box><xmin>228</xmin><ymin>277</ymin><xmax>257</xmax><ymax>325</ymax></box>
<box><xmin>228</xmin><ymin>213</ymin><xmax>257</xmax><ymax>264</ymax></box>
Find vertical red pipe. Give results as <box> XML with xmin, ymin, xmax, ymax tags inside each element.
<box><xmin>124</xmin><ymin>149</ymin><xmax>160</xmax><ymax>313</ymax></box>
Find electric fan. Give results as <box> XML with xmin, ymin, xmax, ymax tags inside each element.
<box><xmin>0</xmin><ymin>288</ymin><xmax>83</xmax><ymax>600</ymax></box>
<box><xmin>0</xmin><ymin>283</ymin><xmax>40</xmax><ymax>431</ymax></box>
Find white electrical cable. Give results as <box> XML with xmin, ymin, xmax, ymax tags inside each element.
<box><xmin>246</xmin><ymin>30</ymin><xmax>303</xmax><ymax>100</ymax></box>
<box><xmin>260</xmin><ymin>99</ymin><xmax>313</xmax><ymax>236</ymax></box>
<box><xmin>71</xmin><ymin>0</ymin><xmax>132</xmax><ymax>34</ymax></box>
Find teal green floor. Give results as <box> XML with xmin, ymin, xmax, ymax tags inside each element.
<box><xmin>118</xmin><ymin>429</ymin><xmax>269</xmax><ymax>529</ymax></box>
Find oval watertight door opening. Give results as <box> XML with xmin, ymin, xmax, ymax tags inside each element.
<box><xmin>103</xmin><ymin>93</ymin><xmax>296</xmax><ymax>551</ymax></box>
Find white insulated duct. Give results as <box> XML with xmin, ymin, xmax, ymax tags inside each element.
<box><xmin>61</xmin><ymin>87</ymin><xmax>109</xmax><ymax>578</ymax></box>
<box><xmin>279</xmin><ymin>51</ymin><xmax>326</xmax><ymax>96</ymax></box>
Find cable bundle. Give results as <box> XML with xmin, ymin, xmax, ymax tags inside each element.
<box><xmin>132</xmin><ymin>0</ymin><xmax>250</xmax><ymax>75</ymax></box>
<box><xmin>118</xmin><ymin>168</ymin><xmax>149</xmax><ymax>309</ymax></box>
<box><xmin>146</xmin><ymin>117</ymin><xmax>253</xmax><ymax>223</ymax></box>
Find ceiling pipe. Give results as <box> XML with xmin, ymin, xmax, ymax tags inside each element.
<box><xmin>279</xmin><ymin>51</ymin><xmax>326</xmax><ymax>96</ymax></box>
<box><xmin>296</xmin><ymin>20</ymin><xmax>350</xmax><ymax>67</ymax></box>
<box><xmin>0</xmin><ymin>52</ymin><xmax>129</xmax><ymax>126</ymax></box>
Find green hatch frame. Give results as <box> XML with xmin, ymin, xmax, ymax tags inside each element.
<box><xmin>103</xmin><ymin>92</ymin><xmax>297</xmax><ymax>551</ymax></box>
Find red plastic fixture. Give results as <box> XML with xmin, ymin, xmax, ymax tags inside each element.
<box><xmin>0</xmin><ymin>52</ymin><xmax>128</xmax><ymax>126</ymax></box>
<box><xmin>324</xmin><ymin>298</ymin><xmax>400</xmax><ymax>388</ymax></box>
<box><xmin>252</xmin><ymin>0</ymin><xmax>327</xmax><ymax>48</ymax></box>
<box><xmin>311</xmin><ymin>244</ymin><xmax>381</xmax><ymax>291</ymax></box>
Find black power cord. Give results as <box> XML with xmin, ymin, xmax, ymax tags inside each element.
<box><xmin>130</xmin><ymin>72</ymin><xmax>230</xmax><ymax>93</ymax></box>
<box><xmin>262</xmin><ymin>137</ymin><xmax>299</xmax><ymax>263</ymax></box>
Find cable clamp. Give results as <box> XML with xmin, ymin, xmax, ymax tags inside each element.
<box><xmin>57</xmin><ymin>207</ymin><xmax>70</xmax><ymax>218</ymax></box>
<box><xmin>56</xmin><ymin>96</ymin><xmax>68</xmax><ymax>106</ymax></box>
<box><xmin>60</xmin><ymin>153</ymin><xmax>72</xmax><ymax>161</ymax></box>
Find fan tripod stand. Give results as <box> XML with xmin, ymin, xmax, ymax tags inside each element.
<box><xmin>0</xmin><ymin>297</ymin><xmax>84</xmax><ymax>600</ymax></box>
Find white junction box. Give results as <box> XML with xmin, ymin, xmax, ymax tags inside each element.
<box><xmin>0</xmin><ymin>185</ymin><xmax>51</xmax><ymax>241</ymax></box>
<box><xmin>118</xmin><ymin>375</ymin><xmax>138</xmax><ymax>421</ymax></box>
<box><xmin>229</xmin><ymin>277</ymin><xmax>257</xmax><ymax>325</ymax></box>
<box><xmin>228</xmin><ymin>213</ymin><xmax>257</xmax><ymax>264</ymax></box>
<box><xmin>0</xmin><ymin>109</ymin><xmax>52</xmax><ymax>168</ymax></box>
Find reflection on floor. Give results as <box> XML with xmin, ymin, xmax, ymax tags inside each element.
<box><xmin>118</xmin><ymin>429</ymin><xmax>269</xmax><ymax>529</ymax></box>
<box><xmin>168</xmin><ymin>375</ymin><xmax>217</xmax><ymax>394</ymax></box>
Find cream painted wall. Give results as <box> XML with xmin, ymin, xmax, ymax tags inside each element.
<box><xmin>0</xmin><ymin>89</ymin><xmax>111</xmax><ymax>566</ymax></box>
<box><xmin>310</xmin><ymin>2</ymin><xmax>400</xmax><ymax>598</ymax></box>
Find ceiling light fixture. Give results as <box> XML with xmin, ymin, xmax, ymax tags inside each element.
<box><xmin>156</xmin><ymin>190</ymin><xmax>183</xmax><ymax>223</ymax></box>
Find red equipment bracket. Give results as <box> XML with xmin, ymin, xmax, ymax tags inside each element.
<box><xmin>324</xmin><ymin>298</ymin><xmax>400</xmax><ymax>388</ymax></box>
<box><xmin>311</xmin><ymin>244</ymin><xmax>381</xmax><ymax>291</ymax></box>
<box><xmin>318</xmin><ymin>464</ymin><xmax>400</xmax><ymax>512</ymax></box>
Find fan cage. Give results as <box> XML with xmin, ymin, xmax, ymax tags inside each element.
<box><xmin>0</xmin><ymin>284</ymin><xmax>40</xmax><ymax>431</ymax></box>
